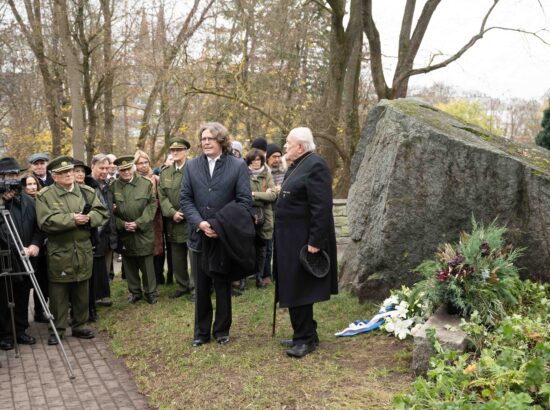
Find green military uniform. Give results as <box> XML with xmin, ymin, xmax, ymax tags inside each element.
<box><xmin>36</xmin><ymin>157</ymin><xmax>109</xmax><ymax>337</ymax></box>
<box><xmin>111</xmin><ymin>156</ymin><xmax>157</xmax><ymax>302</ymax></box>
<box><xmin>158</xmin><ymin>139</ymin><xmax>192</xmax><ymax>293</ymax></box>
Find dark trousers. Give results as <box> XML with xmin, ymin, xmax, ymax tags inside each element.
<box><xmin>0</xmin><ymin>276</ymin><xmax>31</xmax><ymax>339</ymax></box>
<box><xmin>263</xmin><ymin>239</ymin><xmax>273</xmax><ymax>279</ymax></box>
<box><xmin>191</xmin><ymin>251</ymin><xmax>232</xmax><ymax>340</ymax></box>
<box><xmin>93</xmin><ymin>255</ymin><xmax>110</xmax><ymax>300</ymax></box>
<box><xmin>154</xmin><ymin>253</ymin><xmax>165</xmax><ymax>284</ymax></box>
<box><xmin>289</xmin><ymin>304</ymin><xmax>318</xmax><ymax>345</ymax></box>
<box><xmin>33</xmin><ymin>251</ymin><xmax>49</xmax><ymax>318</ymax></box>
<box><xmin>254</xmin><ymin>237</ymin><xmax>267</xmax><ymax>282</ymax></box>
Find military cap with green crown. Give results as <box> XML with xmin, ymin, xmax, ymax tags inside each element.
<box><xmin>47</xmin><ymin>155</ymin><xmax>75</xmax><ymax>173</ymax></box>
<box><xmin>114</xmin><ymin>155</ymin><xmax>135</xmax><ymax>170</ymax></box>
<box><xmin>168</xmin><ymin>137</ymin><xmax>190</xmax><ymax>150</ymax></box>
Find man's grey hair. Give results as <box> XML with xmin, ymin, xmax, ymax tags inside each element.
<box><xmin>105</xmin><ymin>153</ymin><xmax>117</xmax><ymax>164</ymax></box>
<box><xmin>288</xmin><ymin>127</ymin><xmax>316</xmax><ymax>152</ymax></box>
<box><xmin>91</xmin><ymin>153</ymin><xmax>109</xmax><ymax>167</ymax></box>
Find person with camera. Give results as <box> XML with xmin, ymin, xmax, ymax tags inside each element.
<box><xmin>36</xmin><ymin>156</ymin><xmax>108</xmax><ymax>345</ymax></box>
<box><xmin>0</xmin><ymin>157</ymin><xmax>42</xmax><ymax>350</ymax></box>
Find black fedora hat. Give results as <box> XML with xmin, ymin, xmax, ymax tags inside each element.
<box><xmin>299</xmin><ymin>245</ymin><xmax>330</xmax><ymax>278</ymax></box>
<box><xmin>0</xmin><ymin>157</ymin><xmax>25</xmax><ymax>174</ymax></box>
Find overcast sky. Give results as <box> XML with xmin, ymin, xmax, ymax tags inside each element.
<box><xmin>372</xmin><ymin>0</ymin><xmax>550</xmax><ymax>100</ymax></box>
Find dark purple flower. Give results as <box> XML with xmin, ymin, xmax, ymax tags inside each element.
<box><xmin>480</xmin><ymin>240</ymin><xmax>491</xmax><ymax>257</ymax></box>
<box><xmin>437</xmin><ymin>270</ymin><xmax>450</xmax><ymax>282</ymax></box>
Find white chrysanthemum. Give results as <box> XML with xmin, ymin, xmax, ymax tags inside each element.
<box><xmin>385</xmin><ymin>316</ymin><xmax>414</xmax><ymax>340</ymax></box>
<box><xmin>382</xmin><ymin>295</ymin><xmax>399</xmax><ymax>307</ymax></box>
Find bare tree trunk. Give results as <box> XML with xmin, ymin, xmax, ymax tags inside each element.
<box><xmin>137</xmin><ymin>0</ymin><xmax>214</xmax><ymax>150</ymax></box>
<box><xmin>315</xmin><ymin>0</ymin><xmax>363</xmax><ymax>197</ymax></box>
<box><xmin>8</xmin><ymin>0</ymin><xmax>65</xmax><ymax>155</ymax></box>
<box><xmin>100</xmin><ymin>0</ymin><xmax>114</xmax><ymax>153</ymax></box>
<box><xmin>54</xmin><ymin>0</ymin><xmax>86</xmax><ymax>160</ymax></box>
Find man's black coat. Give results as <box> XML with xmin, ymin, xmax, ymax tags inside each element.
<box><xmin>180</xmin><ymin>152</ymin><xmax>252</xmax><ymax>252</ymax></box>
<box><xmin>273</xmin><ymin>152</ymin><xmax>338</xmax><ymax>308</ymax></box>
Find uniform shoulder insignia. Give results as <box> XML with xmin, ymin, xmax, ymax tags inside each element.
<box><xmin>36</xmin><ymin>185</ymin><xmax>52</xmax><ymax>198</ymax></box>
<box><xmin>81</xmin><ymin>184</ymin><xmax>96</xmax><ymax>193</ymax></box>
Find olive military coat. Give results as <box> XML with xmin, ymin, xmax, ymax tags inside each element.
<box><xmin>111</xmin><ymin>174</ymin><xmax>157</xmax><ymax>256</ymax></box>
<box><xmin>158</xmin><ymin>163</ymin><xmax>188</xmax><ymax>244</ymax></box>
<box><xmin>36</xmin><ymin>183</ymin><xmax>109</xmax><ymax>283</ymax></box>
<box><xmin>249</xmin><ymin>167</ymin><xmax>276</xmax><ymax>240</ymax></box>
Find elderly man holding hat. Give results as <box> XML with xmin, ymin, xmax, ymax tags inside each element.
<box><xmin>28</xmin><ymin>153</ymin><xmax>54</xmax><ymax>188</ymax></box>
<box><xmin>111</xmin><ymin>155</ymin><xmax>158</xmax><ymax>304</ymax></box>
<box><xmin>36</xmin><ymin>156</ymin><xmax>109</xmax><ymax>345</ymax></box>
<box><xmin>158</xmin><ymin>137</ymin><xmax>194</xmax><ymax>299</ymax></box>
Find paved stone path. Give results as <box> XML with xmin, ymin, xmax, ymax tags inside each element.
<box><xmin>0</xmin><ymin>320</ymin><xmax>151</xmax><ymax>409</ymax></box>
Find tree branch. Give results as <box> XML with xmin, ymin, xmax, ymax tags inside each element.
<box><xmin>395</xmin><ymin>0</ymin><xmax>500</xmax><ymax>85</ymax></box>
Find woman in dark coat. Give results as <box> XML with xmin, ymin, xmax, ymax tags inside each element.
<box><xmin>273</xmin><ymin>127</ymin><xmax>338</xmax><ymax>358</ymax></box>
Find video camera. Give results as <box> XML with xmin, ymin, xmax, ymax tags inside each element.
<box><xmin>0</xmin><ymin>179</ymin><xmax>21</xmax><ymax>194</ymax></box>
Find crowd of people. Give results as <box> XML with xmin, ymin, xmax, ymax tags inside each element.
<box><xmin>0</xmin><ymin>124</ymin><xmax>337</xmax><ymax>358</ymax></box>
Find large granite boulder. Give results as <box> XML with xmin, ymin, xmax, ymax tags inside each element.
<box><xmin>340</xmin><ymin>98</ymin><xmax>550</xmax><ymax>302</ymax></box>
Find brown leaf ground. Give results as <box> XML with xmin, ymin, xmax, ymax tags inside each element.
<box><xmin>98</xmin><ymin>277</ymin><xmax>413</xmax><ymax>409</ymax></box>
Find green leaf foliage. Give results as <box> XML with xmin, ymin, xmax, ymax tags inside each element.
<box><xmin>536</xmin><ymin>103</ymin><xmax>550</xmax><ymax>150</ymax></box>
<box><xmin>412</xmin><ymin>217</ymin><xmax>523</xmax><ymax>326</ymax></box>
<box><xmin>394</xmin><ymin>285</ymin><xmax>550</xmax><ymax>409</ymax></box>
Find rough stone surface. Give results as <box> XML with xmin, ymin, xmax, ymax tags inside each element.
<box><xmin>411</xmin><ymin>304</ymin><xmax>468</xmax><ymax>375</ymax></box>
<box><xmin>340</xmin><ymin>98</ymin><xmax>550</xmax><ymax>301</ymax></box>
<box><xmin>333</xmin><ymin>199</ymin><xmax>350</xmax><ymax>260</ymax></box>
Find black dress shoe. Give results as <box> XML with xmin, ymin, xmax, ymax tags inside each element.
<box><xmin>280</xmin><ymin>339</ymin><xmax>294</xmax><ymax>348</ymax></box>
<box><xmin>0</xmin><ymin>339</ymin><xmax>14</xmax><ymax>350</ymax></box>
<box><xmin>216</xmin><ymin>335</ymin><xmax>230</xmax><ymax>345</ymax></box>
<box><xmin>145</xmin><ymin>294</ymin><xmax>158</xmax><ymax>304</ymax></box>
<box><xmin>231</xmin><ymin>289</ymin><xmax>242</xmax><ymax>297</ymax></box>
<box><xmin>128</xmin><ymin>294</ymin><xmax>142</xmax><ymax>304</ymax></box>
<box><xmin>256</xmin><ymin>280</ymin><xmax>267</xmax><ymax>289</ymax></box>
<box><xmin>286</xmin><ymin>343</ymin><xmax>316</xmax><ymax>358</ymax></box>
<box><xmin>192</xmin><ymin>338</ymin><xmax>209</xmax><ymax>347</ymax></box>
<box><xmin>169</xmin><ymin>289</ymin><xmax>189</xmax><ymax>299</ymax></box>
<box><xmin>72</xmin><ymin>328</ymin><xmax>95</xmax><ymax>339</ymax></box>
<box><xmin>47</xmin><ymin>334</ymin><xmax>62</xmax><ymax>345</ymax></box>
<box><xmin>17</xmin><ymin>333</ymin><xmax>36</xmax><ymax>345</ymax></box>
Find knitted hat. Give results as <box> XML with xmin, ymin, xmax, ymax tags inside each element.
<box><xmin>250</xmin><ymin>137</ymin><xmax>268</xmax><ymax>152</ymax></box>
<box><xmin>266</xmin><ymin>144</ymin><xmax>282</xmax><ymax>159</ymax></box>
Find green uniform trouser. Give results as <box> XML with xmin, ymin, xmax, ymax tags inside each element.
<box><xmin>171</xmin><ymin>242</ymin><xmax>193</xmax><ymax>291</ymax></box>
<box><xmin>49</xmin><ymin>280</ymin><xmax>89</xmax><ymax>336</ymax></box>
<box><xmin>123</xmin><ymin>255</ymin><xmax>156</xmax><ymax>296</ymax></box>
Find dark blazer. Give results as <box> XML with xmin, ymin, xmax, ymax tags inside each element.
<box><xmin>273</xmin><ymin>152</ymin><xmax>338</xmax><ymax>308</ymax></box>
<box><xmin>180</xmin><ymin>152</ymin><xmax>252</xmax><ymax>251</ymax></box>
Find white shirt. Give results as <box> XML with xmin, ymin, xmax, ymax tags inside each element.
<box><xmin>207</xmin><ymin>155</ymin><xmax>221</xmax><ymax>177</ymax></box>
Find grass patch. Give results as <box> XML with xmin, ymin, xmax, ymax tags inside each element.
<box><xmin>97</xmin><ymin>276</ymin><xmax>413</xmax><ymax>409</ymax></box>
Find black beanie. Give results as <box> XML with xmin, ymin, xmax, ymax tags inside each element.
<box><xmin>251</xmin><ymin>137</ymin><xmax>268</xmax><ymax>152</ymax></box>
<box><xmin>266</xmin><ymin>144</ymin><xmax>282</xmax><ymax>159</ymax></box>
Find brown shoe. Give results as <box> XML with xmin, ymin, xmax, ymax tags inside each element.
<box><xmin>262</xmin><ymin>277</ymin><xmax>272</xmax><ymax>286</ymax></box>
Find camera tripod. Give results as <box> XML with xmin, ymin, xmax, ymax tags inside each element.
<box><xmin>0</xmin><ymin>208</ymin><xmax>75</xmax><ymax>379</ymax></box>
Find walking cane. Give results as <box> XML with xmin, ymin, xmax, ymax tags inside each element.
<box><xmin>271</xmin><ymin>280</ymin><xmax>278</xmax><ymax>337</ymax></box>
